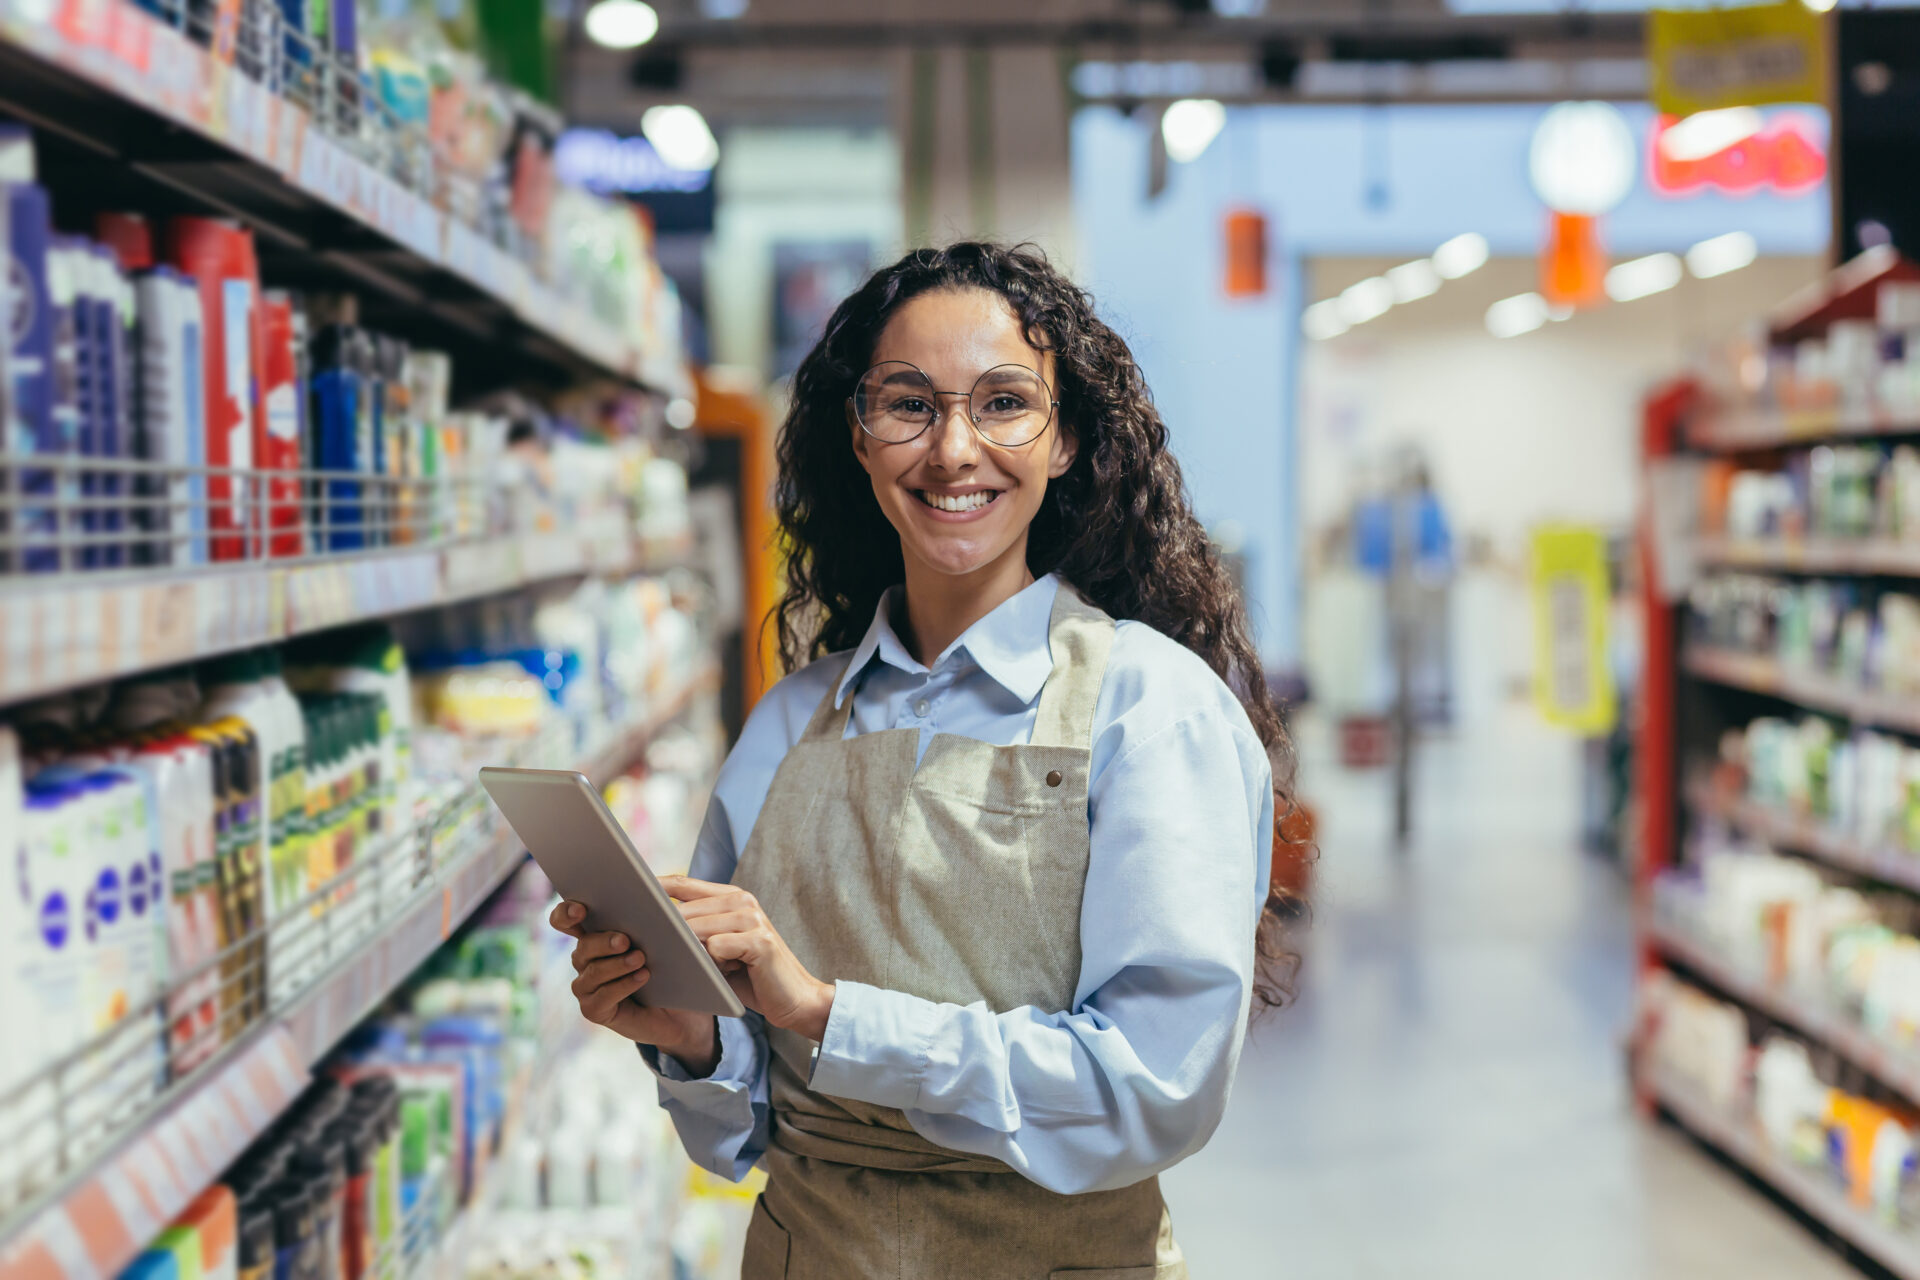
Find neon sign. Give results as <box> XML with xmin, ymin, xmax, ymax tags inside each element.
<box><xmin>1648</xmin><ymin>112</ymin><xmax>1826</xmax><ymax>198</ymax></box>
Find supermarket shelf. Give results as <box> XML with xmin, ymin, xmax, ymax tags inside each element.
<box><xmin>0</xmin><ymin>665</ymin><xmax>717</xmax><ymax>1280</ymax></box>
<box><xmin>1646</xmin><ymin>1067</ymin><xmax>1920</xmax><ymax>1280</ymax></box>
<box><xmin>1683</xmin><ymin>644</ymin><xmax>1920</xmax><ymax>736</ymax></box>
<box><xmin>0</xmin><ymin>523</ymin><xmax>662</xmax><ymax>707</ymax></box>
<box><xmin>1647</xmin><ymin>923</ymin><xmax>1920</xmax><ymax>1105</ymax></box>
<box><xmin>0</xmin><ymin>0</ymin><xmax>664</xmax><ymax>394</ymax></box>
<box><xmin>1686</xmin><ymin>779</ymin><xmax>1920</xmax><ymax>897</ymax></box>
<box><xmin>1687</xmin><ymin>406</ymin><xmax>1920</xmax><ymax>452</ymax></box>
<box><xmin>1694</xmin><ymin>535</ymin><xmax>1920</xmax><ymax>578</ymax></box>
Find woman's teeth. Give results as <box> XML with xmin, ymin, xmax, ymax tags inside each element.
<box><xmin>918</xmin><ymin>490</ymin><xmax>998</xmax><ymax>512</ymax></box>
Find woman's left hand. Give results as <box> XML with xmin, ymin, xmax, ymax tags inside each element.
<box><xmin>662</xmin><ymin>876</ymin><xmax>836</xmax><ymax>1042</ymax></box>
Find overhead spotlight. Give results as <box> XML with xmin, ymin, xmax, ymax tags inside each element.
<box><xmin>665</xmin><ymin>397</ymin><xmax>698</xmax><ymax>429</ymax></box>
<box><xmin>1486</xmin><ymin>292</ymin><xmax>1549</xmax><ymax>338</ymax></box>
<box><xmin>699</xmin><ymin>0</ymin><xmax>748</xmax><ymax>15</ymax></box>
<box><xmin>1802</xmin><ymin>0</ymin><xmax>1837</xmax><ymax>12</ymax></box>
<box><xmin>584</xmin><ymin>0</ymin><xmax>658</xmax><ymax>50</ymax></box>
<box><xmin>1212</xmin><ymin>0</ymin><xmax>1266</xmax><ymax>14</ymax></box>
<box><xmin>641</xmin><ymin>104</ymin><xmax>719</xmax><ymax>171</ymax></box>
<box><xmin>1302</xmin><ymin>298</ymin><xmax>1350</xmax><ymax>341</ymax></box>
<box><xmin>1659</xmin><ymin>107</ymin><xmax>1764</xmax><ymax>162</ymax></box>
<box><xmin>1686</xmin><ymin>231</ymin><xmax>1759</xmax><ymax>278</ymax></box>
<box><xmin>1432</xmin><ymin>232</ymin><xmax>1489</xmax><ymax>280</ymax></box>
<box><xmin>1606</xmin><ymin>252</ymin><xmax>1684</xmax><ymax>302</ymax></box>
<box><xmin>1386</xmin><ymin>259</ymin><xmax>1441</xmax><ymax>303</ymax></box>
<box><xmin>1337</xmin><ymin>276</ymin><xmax>1395</xmax><ymax>326</ymax></box>
<box><xmin>1162</xmin><ymin>99</ymin><xmax>1227</xmax><ymax>164</ymax></box>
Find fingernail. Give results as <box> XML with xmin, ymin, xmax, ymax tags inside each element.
<box><xmin>609</xmin><ymin>934</ymin><xmax>628</xmax><ymax>952</ymax></box>
<box><xmin>628</xmin><ymin>951</ymin><xmax>646</xmax><ymax>969</ymax></box>
<box><xmin>569</xmin><ymin>903</ymin><xmax>584</xmax><ymax>920</ymax></box>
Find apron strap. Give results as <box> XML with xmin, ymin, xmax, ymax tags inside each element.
<box><xmin>799</xmin><ymin>654</ymin><xmax>860</xmax><ymax>744</ymax></box>
<box><xmin>1030</xmin><ymin>584</ymin><xmax>1115</xmax><ymax>750</ymax></box>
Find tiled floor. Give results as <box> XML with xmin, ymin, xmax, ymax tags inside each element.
<box><xmin>1160</xmin><ymin>708</ymin><xmax>1859</xmax><ymax>1279</ymax></box>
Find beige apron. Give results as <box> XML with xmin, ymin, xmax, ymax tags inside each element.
<box><xmin>731</xmin><ymin>585</ymin><xmax>1188</xmax><ymax>1280</ymax></box>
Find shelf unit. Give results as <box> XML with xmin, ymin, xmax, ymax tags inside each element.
<box><xmin>1639</xmin><ymin>343</ymin><xmax>1920</xmax><ymax>1273</ymax></box>
<box><xmin>0</xmin><ymin>0</ymin><xmax>688</xmax><ymax>397</ymax></box>
<box><xmin>0</xmin><ymin>519</ymin><xmax>687</xmax><ymax>706</ymax></box>
<box><xmin>1694</xmin><ymin>534</ymin><xmax>1920</xmax><ymax>578</ymax></box>
<box><xmin>1647</xmin><ymin>922</ymin><xmax>1920</xmax><ymax>1104</ymax></box>
<box><xmin>1687</xmin><ymin>406</ymin><xmax>1920</xmax><ymax>453</ymax></box>
<box><xmin>1647</xmin><ymin>1068</ymin><xmax>1920</xmax><ymax>1280</ymax></box>
<box><xmin>0</xmin><ymin>664</ymin><xmax>718</xmax><ymax>1280</ymax></box>
<box><xmin>1683</xmin><ymin>644</ymin><xmax>1920</xmax><ymax>737</ymax></box>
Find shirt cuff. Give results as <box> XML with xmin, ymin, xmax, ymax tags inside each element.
<box><xmin>640</xmin><ymin>1016</ymin><xmax>755</xmax><ymax>1087</ymax></box>
<box><xmin>807</xmin><ymin>980</ymin><xmax>939</xmax><ymax>1110</ymax></box>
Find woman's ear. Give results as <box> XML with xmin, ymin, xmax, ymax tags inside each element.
<box><xmin>1047</xmin><ymin>418</ymin><xmax>1078</xmax><ymax>480</ymax></box>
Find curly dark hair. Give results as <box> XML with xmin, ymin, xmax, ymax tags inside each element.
<box><xmin>772</xmin><ymin>241</ymin><xmax>1306</xmax><ymax>1014</ymax></box>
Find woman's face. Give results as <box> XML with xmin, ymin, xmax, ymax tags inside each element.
<box><xmin>850</xmin><ymin>288</ymin><xmax>1076</xmax><ymax>584</ymax></box>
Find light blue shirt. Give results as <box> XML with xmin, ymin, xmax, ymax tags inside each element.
<box><xmin>643</xmin><ymin>573</ymin><xmax>1275</xmax><ymax>1196</ymax></box>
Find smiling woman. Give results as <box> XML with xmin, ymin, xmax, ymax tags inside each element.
<box><xmin>551</xmin><ymin>242</ymin><xmax>1300</xmax><ymax>1280</ymax></box>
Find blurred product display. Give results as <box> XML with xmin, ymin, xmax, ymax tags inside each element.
<box><xmin>1642</xmin><ymin>250</ymin><xmax>1920</xmax><ymax>1277</ymax></box>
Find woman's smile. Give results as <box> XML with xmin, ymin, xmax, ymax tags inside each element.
<box><xmin>913</xmin><ymin>486</ymin><xmax>1005</xmax><ymax>519</ymax></box>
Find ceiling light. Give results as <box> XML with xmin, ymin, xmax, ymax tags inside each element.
<box><xmin>1659</xmin><ymin>107</ymin><xmax>1764</xmax><ymax>163</ymax></box>
<box><xmin>1302</xmin><ymin>298</ymin><xmax>1350</xmax><ymax>341</ymax></box>
<box><xmin>1686</xmin><ymin>231</ymin><xmax>1759</xmax><ymax>279</ymax></box>
<box><xmin>583</xmin><ymin>0</ymin><xmax>658</xmax><ymax>50</ymax></box>
<box><xmin>1606</xmin><ymin>252</ymin><xmax>1684</xmax><ymax>302</ymax></box>
<box><xmin>665</xmin><ymin>397</ymin><xmax>697</xmax><ymax>429</ymax></box>
<box><xmin>641</xmin><ymin>104</ymin><xmax>719</xmax><ymax>171</ymax></box>
<box><xmin>1386</xmin><ymin>259</ymin><xmax>1441</xmax><ymax>303</ymax></box>
<box><xmin>1432</xmin><ymin>232</ymin><xmax>1489</xmax><ymax>280</ymax></box>
<box><xmin>1486</xmin><ymin>292</ymin><xmax>1549</xmax><ymax>338</ymax></box>
<box><xmin>1529</xmin><ymin>101</ymin><xmax>1636</xmax><ymax>216</ymax></box>
<box><xmin>699</xmin><ymin>0</ymin><xmax>748</xmax><ymax>15</ymax></box>
<box><xmin>1337</xmin><ymin>276</ymin><xmax>1395</xmax><ymax>326</ymax></box>
<box><xmin>1802</xmin><ymin>0</ymin><xmax>1837</xmax><ymax>11</ymax></box>
<box><xmin>1162</xmin><ymin>99</ymin><xmax>1227</xmax><ymax>164</ymax></box>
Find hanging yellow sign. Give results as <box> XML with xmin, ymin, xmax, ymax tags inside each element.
<box><xmin>1648</xmin><ymin>2</ymin><xmax>1829</xmax><ymax>117</ymax></box>
<box><xmin>1532</xmin><ymin>526</ymin><xmax>1616</xmax><ymax>735</ymax></box>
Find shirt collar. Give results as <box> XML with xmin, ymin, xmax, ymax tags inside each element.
<box><xmin>834</xmin><ymin>574</ymin><xmax>1063</xmax><ymax>708</ymax></box>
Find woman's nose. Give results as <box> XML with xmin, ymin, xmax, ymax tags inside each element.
<box><xmin>925</xmin><ymin>396</ymin><xmax>980</xmax><ymax>469</ymax></box>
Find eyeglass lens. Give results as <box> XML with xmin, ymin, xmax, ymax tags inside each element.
<box><xmin>854</xmin><ymin>362</ymin><xmax>1053</xmax><ymax>446</ymax></box>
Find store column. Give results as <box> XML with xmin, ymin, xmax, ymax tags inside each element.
<box><xmin>896</xmin><ymin>46</ymin><xmax>1076</xmax><ymax>268</ymax></box>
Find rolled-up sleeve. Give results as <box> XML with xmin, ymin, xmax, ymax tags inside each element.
<box><xmin>807</xmin><ymin>706</ymin><xmax>1274</xmax><ymax>1195</ymax></box>
<box><xmin>634</xmin><ymin>782</ymin><xmax>773</xmax><ymax>1180</ymax></box>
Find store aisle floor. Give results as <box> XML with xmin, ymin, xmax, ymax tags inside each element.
<box><xmin>1160</xmin><ymin>707</ymin><xmax>1856</xmax><ymax>1279</ymax></box>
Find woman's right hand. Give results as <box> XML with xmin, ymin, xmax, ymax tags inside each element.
<box><xmin>549</xmin><ymin>901</ymin><xmax>719</xmax><ymax>1074</ymax></box>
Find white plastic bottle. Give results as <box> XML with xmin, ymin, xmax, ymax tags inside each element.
<box><xmin>18</xmin><ymin>778</ymin><xmax>91</xmax><ymax>1168</ymax></box>
<box><xmin>0</xmin><ymin>727</ymin><xmax>25</xmax><ymax>1205</ymax></box>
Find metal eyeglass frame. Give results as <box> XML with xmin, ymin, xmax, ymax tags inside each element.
<box><xmin>849</xmin><ymin>360</ymin><xmax>1060</xmax><ymax>447</ymax></box>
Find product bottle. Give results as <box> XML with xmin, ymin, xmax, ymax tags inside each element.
<box><xmin>44</xmin><ymin>236</ymin><xmax>82</xmax><ymax>575</ymax></box>
<box><xmin>133</xmin><ymin>267</ymin><xmax>210</xmax><ymax>566</ymax></box>
<box><xmin>3</xmin><ymin>180</ymin><xmax>55</xmax><ymax>572</ymax></box>
<box><xmin>166</xmin><ymin>218</ymin><xmax>259</xmax><ymax>561</ymax></box>
<box><xmin>237</xmin><ymin>1199</ymin><xmax>277</xmax><ymax>1280</ymax></box>
<box><xmin>308</xmin><ymin>326</ymin><xmax>366</xmax><ymax>551</ymax></box>
<box><xmin>260</xmin><ymin>294</ymin><xmax>304</xmax><ymax>558</ymax></box>
<box><xmin>0</xmin><ymin>728</ymin><xmax>24</xmax><ymax>1204</ymax></box>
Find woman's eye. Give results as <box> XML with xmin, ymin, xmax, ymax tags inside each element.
<box><xmin>983</xmin><ymin>395</ymin><xmax>1026</xmax><ymax>414</ymax></box>
<box><xmin>890</xmin><ymin>397</ymin><xmax>932</xmax><ymax>415</ymax></box>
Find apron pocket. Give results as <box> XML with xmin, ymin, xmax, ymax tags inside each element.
<box><xmin>742</xmin><ymin>1195</ymin><xmax>791</xmax><ymax>1279</ymax></box>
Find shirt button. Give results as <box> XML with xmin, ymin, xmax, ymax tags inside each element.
<box><xmin>913</xmin><ymin>699</ymin><xmax>932</xmax><ymax>718</ymax></box>
<box><xmin>1046</xmin><ymin>770</ymin><xmax>1063</xmax><ymax>787</ymax></box>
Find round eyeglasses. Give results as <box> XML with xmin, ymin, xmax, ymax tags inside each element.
<box><xmin>850</xmin><ymin>361</ymin><xmax>1059</xmax><ymax>448</ymax></box>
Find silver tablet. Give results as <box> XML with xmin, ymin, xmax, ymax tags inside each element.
<box><xmin>478</xmin><ymin>766</ymin><xmax>747</xmax><ymax>1018</ymax></box>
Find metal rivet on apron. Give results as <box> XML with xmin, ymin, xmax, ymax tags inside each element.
<box><xmin>1046</xmin><ymin>770</ymin><xmax>1063</xmax><ymax>787</ymax></box>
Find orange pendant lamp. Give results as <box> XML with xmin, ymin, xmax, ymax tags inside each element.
<box><xmin>1529</xmin><ymin>102</ymin><xmax>1637</xmax><ymax>311</ymax></box>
